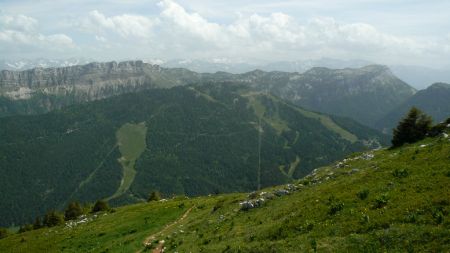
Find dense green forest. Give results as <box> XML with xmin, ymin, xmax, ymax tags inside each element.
<box><xmin>0</xmin><ymin>83</ymin><xmax>387</xmax><ymax>226</ymax></box>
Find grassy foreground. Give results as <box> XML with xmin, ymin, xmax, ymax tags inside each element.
<box><xmin>1</xmin><ymin>132</ymin><xmax>449</xmax><ymax>252</ymax></box>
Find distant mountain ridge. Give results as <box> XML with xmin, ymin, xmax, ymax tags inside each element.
<box><xmin>0</xmin><ymin>61</ymin><xmax>416</xmax><ymax>129</ymax></box>
<box><xmin>0</xmin><ymin>58</ymin><xmax>94</xmax><ymax>72</ymax></box>
<box><xmin>195</xmin><ymin>64</ymin><xmax>416</xmax><ymax>127</ymax></box>
<box><xmin>3</xmin><ymin>58</ymin><xmax>447</xmax><ymax>89</ymax></box>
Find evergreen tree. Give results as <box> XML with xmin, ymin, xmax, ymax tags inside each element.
<box><xmin>64</xmin><ymin>201</ymin><xmax>83</xmax><ymax>221</ymax></box>
<box><xmin>147</xmin><ymin>191</ymin><xmax>161</xmax><ymax>202</ymax></box>
<box><xmin>43</xmin><ymin>210</ymin><xmax>64</xmax><ymax>227</ymax></box>
<box><xmin>91</xmin><ymin>200</ymin><xmax>109</xmax><ymax>213</ymax></box>
<box><xmin>33</xmin><ymin>217</ymin><xmax>42</xmax><ymax>230</ymax></box>
<box><xmin>392</xmin><ymin>107</ymin><xmax>432</xmax><ymax>147</ymax></box>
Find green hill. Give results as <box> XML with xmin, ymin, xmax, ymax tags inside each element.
<box><xmin>0</xmin><ymin>83</ymin><xmax>386</xmax><ymax>227</ymax></box>
<box><xmin>1</xmin><ymin>126</ymin><xmax>448</xmax><ymax>252</ymax></box>
<box><xmin>376</xmin><ymin>82</ymin><xmax>450</xmax><ymax>133</ymax></box>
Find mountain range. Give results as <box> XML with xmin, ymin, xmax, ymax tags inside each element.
<box><xmin>1</xmin><ymin>61</ymin><xmax>423</xmax><ymax>129</ymax></box>
<box><xmin>2</xmin><ymin>58</ymin><xmax>449</xmax><ymax>90</ymax></box>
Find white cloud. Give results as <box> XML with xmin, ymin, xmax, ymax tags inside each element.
<box><xmin>95</xmin><ymin>35</ymin><xmax>107</xmax><ymax>42</ymax></box>
<box><xmin>0</xmin><ymin>13</ymin><xmax>37</xmax><ymax>32</ymax></box>
<box><xmin>148</xmin><ymin>1</ymin><xmax>447</xmax><ymax>65</ymax></box>
<box><xmin>79</xmin><ymin>10</ymin><xmax>156</xmax><ymax>39</ymax></box>
<box><xmin>158</xmin><ymin>0</ymin><xmax>225</xmax><ymax>43</ymax></box>
<box><xmin>2</xmin><ymin>0</ymin><xmax>449</xmax><ymax>66</ymax></box>
<box><xmin>0</xmin><ymin>13</ymin><xmax>75</xmax><ymax>53</ymax></box>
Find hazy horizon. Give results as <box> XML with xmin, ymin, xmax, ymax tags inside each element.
<box><xmin>1</xmin><ymin>0</ymin><xmax>450</xmax><ymax>68</ymax></box>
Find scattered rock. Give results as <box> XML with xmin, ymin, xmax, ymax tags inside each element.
<box><xmin>239</xmin><ymin>198</ymin><xmax>266</xmax><ymax>211</ymax></box>
<box><xmin>335</xmin><ymin>162</ymin><xmax>345</xmax><ymax>169</ymax></box>
<box><xmin>274</xmin><ymin>189</ymin><xmax>289</xmax><ymax>196</ymax></box>
<box><xmin>361</xmin><ymin>153</ymin><xmax>375</xmax><ymax>160</ymax></box>
<box><xmin>65</xmin><ymin>215</ymin><xmax>97</xmax><ymax>229</ymax></box>
<box><xmin>285</xmin><ymin>184</ymin><xmax>297</xmax><ymax>191</ymax></box>
<box><xmin>260</xmin><ymin>192</ymin><xmax>275</xmax><ymax>200</ymax></box>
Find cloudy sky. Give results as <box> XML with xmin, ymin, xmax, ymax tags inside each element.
<box><xmin>1</xmin><ymin>0</ymin><xmax>450</xmax><ymax>67</ymax></box>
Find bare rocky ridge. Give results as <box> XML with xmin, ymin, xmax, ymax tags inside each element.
<box><xmin>0</xmin><ymin>61</ymin><xmax>168</xmax><ymax>100</ymax></box>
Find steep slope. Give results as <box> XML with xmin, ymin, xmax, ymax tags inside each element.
<box><xmin>0</xmin><ymin>83</ymin><xmax>386</xmax><ymax>227</ymax></box>
<box><xmin>376</xmin><ymin>82</ymin><xmax>450</xmax><ymax>133</ymax></box>
<box><xmin>1</xmin><ymin>127</ymin><xmax>448</xmax><ymax>252</ymax></box>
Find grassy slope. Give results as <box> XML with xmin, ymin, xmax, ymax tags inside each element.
<box><xmin>0</xmin><ymin>201</ymin><xmax>187</xmax><ymax>253</ymax></box>
<box><xmin>2</xmin><ymin>133</ymin><xmax>449</xmax><ymax>252</ymax></box>
<box><xmin>244</xmin><ymin>92</ymin><xmax>358</xmax><ymax>143</ymax></box>
<box><xmin>109</xmin><ymin>122</ymin><xmax>147</xmax><ymax>200</ymax></box>
<box><xmin>160</xmin><ymin>137</ymin><xmax>450</xmax><ymax>252</ymax></box>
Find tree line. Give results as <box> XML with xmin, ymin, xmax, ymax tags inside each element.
<box><xmin>0</xmin><ymin>199</ymin><xmax>110</xmax><ymax>238</ymax></box>
<box><xmin>0</xmin><ymin>191</ymin><xmax>163</xmax><ymax>239</ymax></box>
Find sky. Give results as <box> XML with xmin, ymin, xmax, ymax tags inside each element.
<box><xmin>1</xmin><ymin>0</ymin><xmax>450</xmax><ymax>67</ymax></box>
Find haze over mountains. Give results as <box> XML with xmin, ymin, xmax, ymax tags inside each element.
<box><xmin>2</xmin><ymin>58</ymin><xmax>449</xmax><ymax>90</ymax></box>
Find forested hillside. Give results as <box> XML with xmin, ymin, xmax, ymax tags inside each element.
<box><xmin>0</xmin><ymin>83</ymin><xmax>386</xmax><ymax>226</ymax></box>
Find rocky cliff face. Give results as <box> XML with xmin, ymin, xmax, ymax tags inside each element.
<box><xmin>0</xmin><ymin>61</ymin><xmax>201</xmax><ymax>116</ymax></box>
<box><xmin>0</xmin><ymin>61</ymin><xmax>169</xmax><ymax>100</ymax></box>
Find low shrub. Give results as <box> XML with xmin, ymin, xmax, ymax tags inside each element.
<box><xmin>65</xmin><ymin>201</ymin><xmax>83</xmax><ymax>221</ymax></box>
<box><xmin>328</xmin><ymin>196</ymin><xmax>344</xmax><ymax>215</ymax></box>
<box><xmin>393</xmin><ymin>169</ymin><xmax>409</xmax><ymax>178</ymax></box>
<box><xmin>374</xmin><ymin>194</ymin><xmax>389</xmax><ymax>209</ymax></box>
<box><xmin>91</xmin><ymin>200</ymin><xmax>110</xmax><ymax>213</ymax></box>
<box><xmin>357</xmin><ymin>189</ymin><xmax>370</xmax><ymax>200</ymax></box>
<box><xmin>148</xmin><ymin>191</ymin><xmax>161</xmax><ymax>202</ymax></box>
<box><xmin>43</xmin><ymin>210</ymin><xmax>64</xmax><ymax>227</ymax></box>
